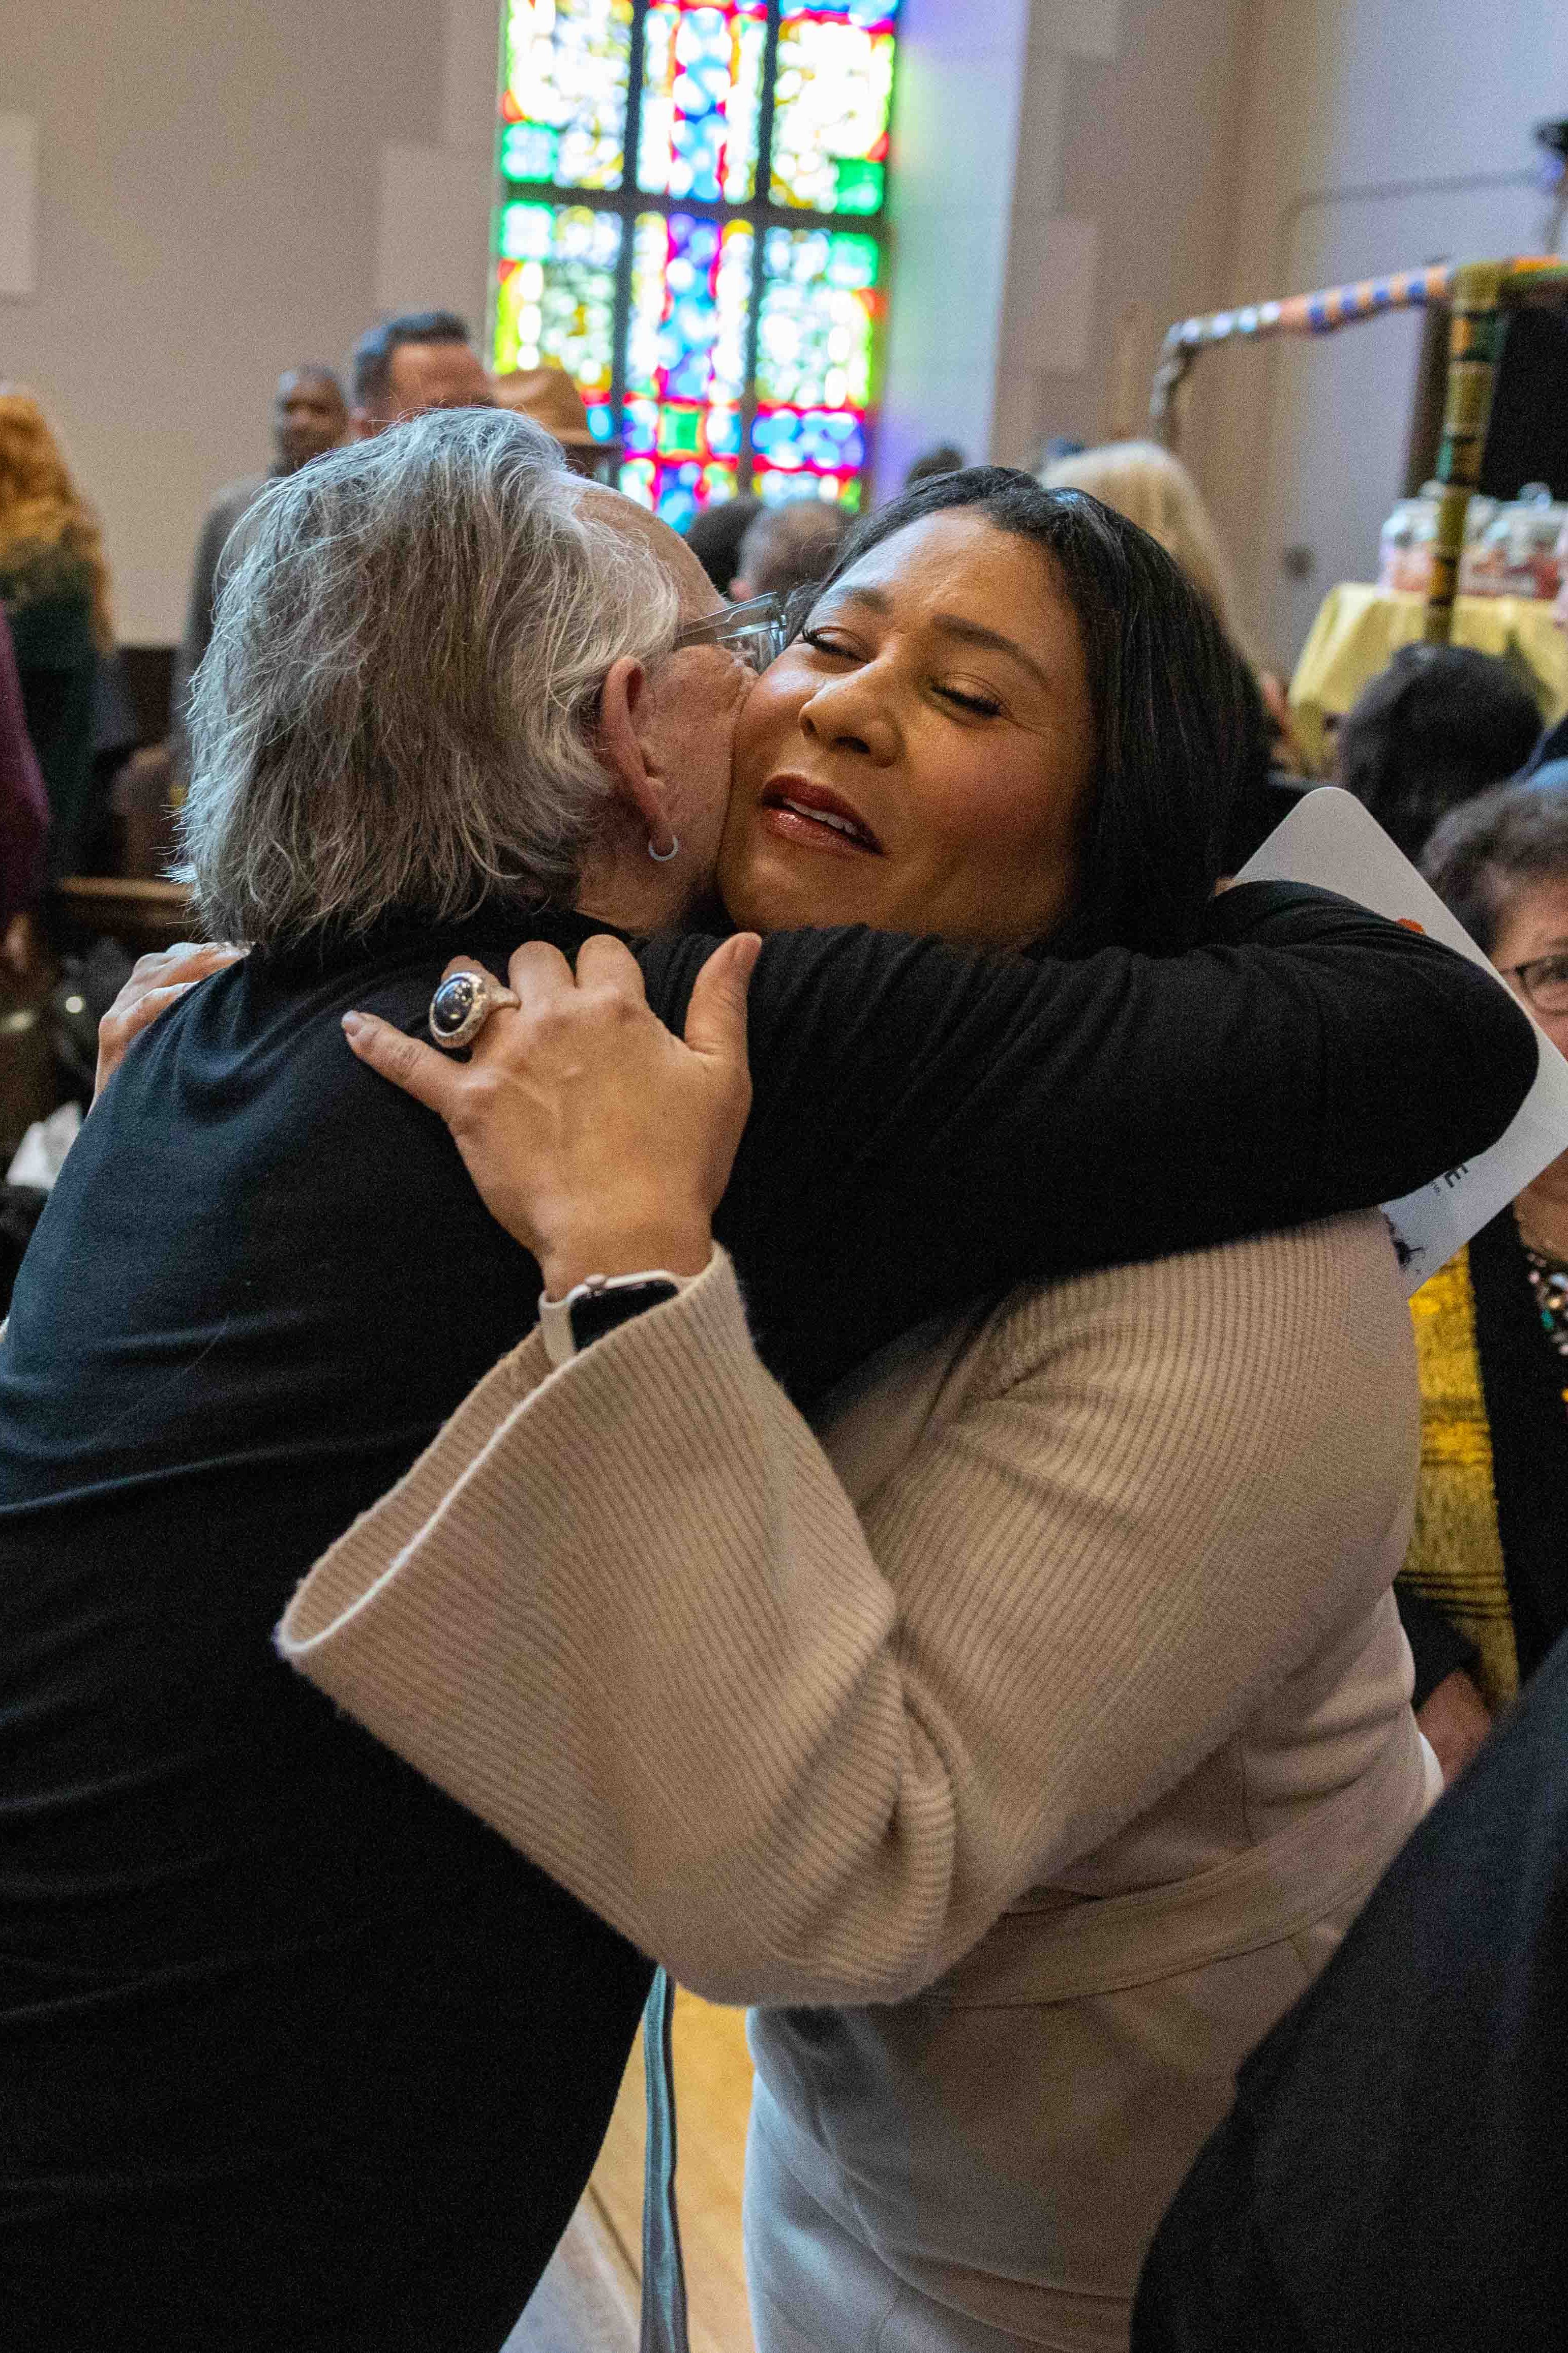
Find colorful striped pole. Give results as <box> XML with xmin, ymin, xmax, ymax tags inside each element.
<box><xmin>1150</xmin><ymin>258</ymin><xmax>1568</xmax><ymax>639</ymax></box>
<box><xmin>1424</xmin><ymin>261</ymin><xmax>1506</xmax><ymax>644</ymax></box>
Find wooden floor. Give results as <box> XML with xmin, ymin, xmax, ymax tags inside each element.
<box><xmin>507</xmin><ymin>1988</ymin><xmax>758</xmax><ymax>2353</ymax></box>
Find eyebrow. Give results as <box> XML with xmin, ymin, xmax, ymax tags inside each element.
<box><xmin>816</xmin><ymin>585</ymin><xmax>1053</xmax><ymax>692</ymax></box>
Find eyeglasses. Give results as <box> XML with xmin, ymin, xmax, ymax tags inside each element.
<box><xmin>1500</xmin><ymin>951</ymin><xmax>1568</xmax><ymax>1016</ymax></box>
<box><xmin>671</xmin><ymin>592</ymin><xmax>792</xmax><ymax>675</ymax></box>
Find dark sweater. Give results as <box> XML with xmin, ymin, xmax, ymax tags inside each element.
<box><xmin>0</xmin><ymin>890</ymin><xmax>1534</xmax><ymax>2351</ymax></box>
<box><xmin>1132</xmin><ymin>1617</ymin><xmax>1568</xmax><ymax>2353</ymax></box>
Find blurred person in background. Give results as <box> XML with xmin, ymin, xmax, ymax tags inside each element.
<box><xmin>1333</xmin><ymin>643</ymin><xmax>1542</xmax><ymax>861</ymax></box>
<box><xmin>0</xmin><ymin>389</ymin><xmax>113</xmax><ymax>880</ymax></box>
<box><xmin>1039</xmin><ymin>438</ymin><xmax>1305</xmax><ymax>859</ymax></box>
<box><xmin>729</xmin><ymin>495</ymin><xmax>853</xmax><ymax>602</ymax></box>
<box><xmin>1394</xmin><ymin>768</ymin><xmax>1568</xmax><ymax>1781</ymax></box>
<box><xmin>684</xmin><ymin>492</ymin><xmax>762</xmax><ymax>596</ymax></box>
<box><xmin>902</xmin><ymin>439</ymin><xmax>967</xmax><ymax>488</ymax></box>
<box><xmin>173</xmin><ymin>367</ymin><xmax>348</xmax><ymax>779</ymax></box>
<box><xmin>1132</xmin><ymin>1596</ymin><xmax>1568</xmax><ymax>2353</ymax></box>
<box><xmin>0</xmin><ymin>609</ymin><xmax>48</xmax><ymax>958</ymax></box>
<box><xmin>492</xmin><ymin>362</ymin><xmax>610</xmax><ymax>479</ymax></box>
<box><xmin>351</xmin><ymin>309</ymin><xmax>494</xmax><ymax>436</ymax></box>
<box><xmin>1040</xmin><ymin>440</ymin><xmax>1253</xmax><ymax>663</ymax></box>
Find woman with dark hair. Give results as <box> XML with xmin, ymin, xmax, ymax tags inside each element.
<box><xmin>1333</xmin><ymin>641</ymin><xmax>1544</xmax><ymax>862</ymax></box>
<box><xmin>1394</xmin><ymin>768</ymin><xmax>1568</xmax><ymax>1779</ymax></box>
<box><xmin>275</xmin><ymin>472</ymin><xmax>1461</xmax><ymax>2351</ymax></box>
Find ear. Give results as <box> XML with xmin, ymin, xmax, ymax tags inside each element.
<box><xmin>597</xmin><ymin>656</ymin><xmax>678</xmax><ymax>856</ymax></box>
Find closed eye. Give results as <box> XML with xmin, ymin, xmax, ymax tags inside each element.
<box><xmin>937</xmin><ymin>686</ymin><xmax>1003</xmax><ymax>717</ymax></box>
<box><xmin>799</xmin><ymin>628</ymin><xmax>861</xmax><ymax>662</ymax></box>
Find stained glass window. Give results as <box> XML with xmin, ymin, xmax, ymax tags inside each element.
<box><xmin>491</xmin><ymin>0</ymin><xmax>899</xmax><ymax>523</ymax></box>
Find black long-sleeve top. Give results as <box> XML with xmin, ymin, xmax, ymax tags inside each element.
<box><xmin>0</xmin><ymin>886</ymin><xmax>1535</xmax><ymax>2352</ymax></box>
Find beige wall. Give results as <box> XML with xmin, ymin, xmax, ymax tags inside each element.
<box><xmin>0</xmin><ymin>0</ymin><xmax>458</xmax><ymax>642</ymax></box>
<box><xmin>972</xmin><ymin>0</ymin><xmax>1565</xmax><ymax>668</ymax></box>
<box><xmin>1204</xmin><ymin>0</ymin><xmax>1568</xmax><ymax>667</ymax></box>
<box><xmin>991</xmin><ymin>0</ymin><xmax>1252</xmax><ymax>475</ymax></box>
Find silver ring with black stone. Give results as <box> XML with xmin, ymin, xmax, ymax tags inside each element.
<box><xmin>428</xmin><ymin>969</ymin><xmax>522</xmax><ymax>1052</ymax></box>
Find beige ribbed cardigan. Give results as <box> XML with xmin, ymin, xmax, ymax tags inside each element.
<box><xmin>281</xmin><ymin>1212</ymin><xmax>1422</xmax><ymax>2005</ymax></box>
<box><xmin>280</xmin><ymin>1212</ymin><xmax>1425</xmax><ymax>2348</ymax></box>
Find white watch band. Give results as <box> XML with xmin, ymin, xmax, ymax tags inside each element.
<box><xmin>538</xmin><ymin>1263</ymin><xmax>705</xmax><ymax>1369</ymax></box>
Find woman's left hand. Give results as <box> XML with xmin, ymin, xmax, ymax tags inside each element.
<box><xmin>342</xmin><ymin>931</ymin><xmax>761</xmax><ymax>1297</ymax></box>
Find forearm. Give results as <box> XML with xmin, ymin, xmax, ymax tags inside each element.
<box><xmin>279</xmin><ymin>1217</ymin><xmax>1419</xmax><ymax>2007</ymax></box>
<box><xmin>280</xmin><ymin>1253</ymin><xmax>950</xmax><ymax>2006</ymax></box>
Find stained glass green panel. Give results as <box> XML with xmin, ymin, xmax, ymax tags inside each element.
<box><xmin>751</xmin><ymin>224</ymin><xmax>877</xmax><ymax>502</ymax></box>
<box><xmin>494</xmin><ymin>201</ymin><xmax>624</xmax><ymax>441</ymax></box>
<box><xmin>622</xmin><ymin>210</ymin><xmax>753</xmax><ymax>523</ymax></box>
<box><xmin>769</xmin><ymin>3</ymin><xmax>899</xmax><ymax>215</ymax></box>
<box><xmin>500</xmin><ymin>0</ymin><xmax>635</xmax><ymax>192</ymax></box>
<box><xmin>637</xmin><ymin>2</ymin><xmax>770</xmax><ymax>203</ymax></box>
<box><xmin>491</xmin><ymin>2</ymin><xmax>899</xmax><ymax>511</ymax></box>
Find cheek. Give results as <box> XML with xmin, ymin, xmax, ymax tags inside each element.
<box><xmin>913</xmin><ymin>728</ymin><xmax>1087</xmax><ymax>870</ymax></box>
<box><xmin>731</xmin><ymin>659</ymin><xmax>815</xmax><ymax>792</ymax></box>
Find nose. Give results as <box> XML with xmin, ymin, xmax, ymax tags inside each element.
<box><xmin>799</xmin><ymin>663</ymin><xmax>900</xmax><ymax>765</ymax></box>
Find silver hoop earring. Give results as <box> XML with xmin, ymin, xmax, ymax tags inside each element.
<box><xmin>648</xmin><ymin>834</ymin><xmax>681</xmax><ymax>863</ymax></box>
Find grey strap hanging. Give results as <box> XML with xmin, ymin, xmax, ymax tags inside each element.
<box><xmin>639</xmin><ymin>1968</ymin><xmax>690</xmax><ymax>2353</ymax></box>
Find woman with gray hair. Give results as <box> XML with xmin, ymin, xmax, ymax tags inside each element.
<box><xmin>0</xmin><ymin>412</ymin><xmax>1532</xmax><ymax>2353</ymax></box>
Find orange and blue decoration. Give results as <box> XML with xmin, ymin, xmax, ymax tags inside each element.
<box><xmin>494</xmin><ymin>0</ymin><xmax>898</xmax><ymax>527</ymax></box>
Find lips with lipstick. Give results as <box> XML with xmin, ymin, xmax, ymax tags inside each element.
<box><xmin>758</xmin><ymin>776</ymin><xmax>885</xmax><ymax>857</ymax></box>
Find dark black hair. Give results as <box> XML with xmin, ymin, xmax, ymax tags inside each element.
<box><xmin>682</xmin><ymin>495</ymin><xmax>762</xmax><ymax>594</ymax></box>
<box><xmin>809</xmin><ymin>467</ymin><xmax>1269</xmax><ymax>955</ymax></box>
<box><xmin>1335</xmin><ymin>642</ymin><xmax>1543</xmax><ymax>862</ymax></box>
<box><xmin>1421</xmin><ymin>762</ymin><xmax>1568</xmax><ymax>952</ymax></box>
<box><xmin>351</xmin><ymin>311</ymin><xmax>474</xmax><ymax>410</ymax></box>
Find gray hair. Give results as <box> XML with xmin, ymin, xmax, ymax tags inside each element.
<box><xmin>178</xmin><ymin>406</ymin><xmax>680</xmax><ymax>944</ymax></box>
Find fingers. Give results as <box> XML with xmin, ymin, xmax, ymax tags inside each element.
<box><xmin>136</xmin><ymin>940</ymin><xmax>245</xmax><ymax>975</ymax></box>
<box><xmin>439</xmin><ymin>955</ymin><xmax>504</xmax><ymax>990</ymax></box>
<box><xmin>683</xmin><ymin>933</ymin><xmax>762</xmax><ymax>1064</ymax></box>
<box><xmin>572</xmin><ymin>933</ymin><xmax>648</xmax><ymax>1004</ymax></box>
<box><xmin>125</xmin><ymin>942</ymin><xmax>245</xmax><ymax>997</ymax></box>
<box><xmin>111</xmin><ymin>979</ymin><xmax>201</xmax><ymax>1038</ymax></box>
<box><xmin>505</xmin><ymin>940</ymin><xmax>575</xmax><ymax>1011</ymax></box>
<box><xmin>341</xmin><ymin>1009</ymin><xmax>465</xmax><ymax>1117</ymax></box>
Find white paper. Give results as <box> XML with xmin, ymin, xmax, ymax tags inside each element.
<box><xmin>6</xmin><ymin>1101</ymin><xmax>81</xmax><ymax>1193</ymax></box>
<box><xmin>1238</xmin><ymin>787</ymin><xmax>1568</xmax><ymax>1294</ymax></box>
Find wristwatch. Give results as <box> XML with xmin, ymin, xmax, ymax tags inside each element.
<box><xmin>538</xmin><ymin>1265</ymin><xmax>704</xmax><ymax>1369</ymax></box>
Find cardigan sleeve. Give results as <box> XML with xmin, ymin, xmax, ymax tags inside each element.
<box><xmin>279</xmin><ymin>1212</ymin><xmax>1419</xmax><ymax>2008</ymax></box>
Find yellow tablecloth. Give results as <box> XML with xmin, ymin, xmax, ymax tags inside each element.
<box><xmin>1288</xmin><ymin>584</ymin><xmax>1568</xmax><ymax>770</ymax></box>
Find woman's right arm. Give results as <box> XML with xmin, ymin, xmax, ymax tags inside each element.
<box><xmin>639</xmin><ymin>883</ymin><xmax>1537</xmax><ymax>1404</ymax></box>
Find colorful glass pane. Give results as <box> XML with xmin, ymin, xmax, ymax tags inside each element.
<box><xmin>751</xmin><ymin>224</ymin><xmax>876</xmax><ymax>501</ymax></box>
<box><xmin>769</xmin><ymin>3</ymin><xmax>898</xmax><ymax>214</ymax></box>
<box><xmin>491</xmin><ymin>3</ymin><xmax>899</xmax><ymax>510</ymax></box>
<box><xmin>500</xmin><ymin>0</ymin><xmax>635</xmax><ymax>192</ymax></box>
<box><xmin>494</xmin><ymin>202</ymin><xmax>623</xmax><ymax>438</ymax></box>
<box><xmin>638</xmin><ymin>2</ymin><xmax>770</xmax><ymax>203</ymax></box>
<box><xmin>620</xmin><ymin>210</ymin><xmax>753</xmax><ymax>522</ymax></box>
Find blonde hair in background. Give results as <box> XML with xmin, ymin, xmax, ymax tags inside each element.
<box><xmin>0</xmin><ymin>386</ymin><xmax>114</xmax><ymax>650</ymax></box>
<box><xmin>1039</xmin><ymin>439</ymin><xmax>1252</xmax><ymax>664</ymax></box>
